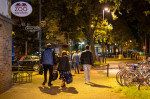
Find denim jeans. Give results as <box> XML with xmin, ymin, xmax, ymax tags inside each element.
<box><xmin>74</xmin><ymin>62</ymin><xmax>79</xmax><ymax>74</ymax></box>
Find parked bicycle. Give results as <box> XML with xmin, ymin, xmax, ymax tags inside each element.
<box><xmin>116</xmin><ymin>59</ymin><xmax>150</xmax><ymax>90</ymax></box>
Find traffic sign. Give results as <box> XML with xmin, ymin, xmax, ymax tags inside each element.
<box><xmin>25</xmin><ymin>26</ymin><xmax>40</xmax><ymax>32</ymax></box>
<box><xmin>41</xmin><ymin>21</ymin><xmax>46</xmax><ymax>27</ymax></box>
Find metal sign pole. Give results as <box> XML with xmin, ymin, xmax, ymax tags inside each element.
<box><xmin>39</xmin><ymin>0</ymin><xmax>42</xmax><ymax>60</ymax></box>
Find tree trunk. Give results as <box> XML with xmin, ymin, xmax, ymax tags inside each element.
<box><xmin>89</xmin><ymin>28</ymin><xmax>96</xmax><ymax>62</ymax></box>
<box><xmin>90</xmin><ymin>36</ymin><xmax>96</xmax><ymax>62</ymax></box>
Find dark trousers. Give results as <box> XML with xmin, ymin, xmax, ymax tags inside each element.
<box><xmin>43</xmin><ymin>64</ymin><xmax>53</xmax><ymax>84</ymax></box>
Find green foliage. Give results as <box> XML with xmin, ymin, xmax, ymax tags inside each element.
<box><xmin>94</xmin><ymin>20</ymin><xmax>113</xmax><ymax>45</ymax></box>
<box><xmin>13</xmin><ymin>0</ymin><xmax>150</xmax><ymax>55</ymax></box>
<box><xmin>93</xmin><ymin>61</ymin><xmax>107</xmax><ymax>66</ymax></box>
<box><xmin>115</xmin><ymin>86</ymin><xmax>150</xmax><ymax>99</ymax></box>
<box><xmin>111</xmin><ymin>0</ymin><xmax>150</xmax><ymax>51</ymax></box>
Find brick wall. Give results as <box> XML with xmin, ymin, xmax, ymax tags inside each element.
<box><xmin>0</xmin><ymin>14</ymin><xmax>12</xmax><ymax>94</ymax></box>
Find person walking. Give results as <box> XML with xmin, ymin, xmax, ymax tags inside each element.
<box><xmin>57</xmin><ymin>51</ymin><xmax>70</xmax><ymax>87</ymax></box>
<box><xmin>72</xmin><ymin>51</ymin><xmax>80</xmax><ymax>74</ymax></box>
<box><xmin>80</xmin><ymin>45</ymin><xmax>93</xmax><ymax>84</ymax></box>
<box><xmin>40</xmin><ymin>43</ymin><xmax>56</xmax><ymax>86</ymax></box>
<box><xmin>78</xmin><ymin>50</ymin><xmax>82</xmax><ymax>61</ymax></box>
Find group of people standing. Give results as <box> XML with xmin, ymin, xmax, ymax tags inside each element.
<box><xmin>40</xmin><ymin>43</ymin><xmax>93</xmax><ymax>87</ymax></box>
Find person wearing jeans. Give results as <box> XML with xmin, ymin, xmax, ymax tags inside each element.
<box><xmin>72</xmin><ymin>51</ymin><xmax>80</xmax><ymax>74</ymax></box>
<box><xmin>80</xmin><ymin>45</ymin><xmax>93</xmax><ymax>84</ymax></box>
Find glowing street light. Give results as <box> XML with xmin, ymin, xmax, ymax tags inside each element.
<box><xmin>103</xmin><ymin>7</ymin><xmax>110</xmax><ymax>21</ymax></box>
<box><xmin>130</xmin><ymin>40</ymin><xmax>132</xmax><ymax>42</ymax></box>
<box><xmin>91</xmin><ymin>24</ymin><xmax>94</xmax><ymax>28</ymax></box>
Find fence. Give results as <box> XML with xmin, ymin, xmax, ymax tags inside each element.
<box><xmin>12</xmin><ymin>71</ymin><xmax>33</xmax><ymax>84</ymax></box>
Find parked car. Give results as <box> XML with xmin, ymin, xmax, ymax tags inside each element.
<box><xmin>12</xmin><ymin>59</ymin><xmax>19</xmax><ymax>71</ymax></box>
<box><xmin>18</xmin><ymin>55</ymin><xmax>40</xmax><ymax>71</ymax></box>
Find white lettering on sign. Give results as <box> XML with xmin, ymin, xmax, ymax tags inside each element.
<box><xmin>11</xmin><ymin>1</ymin><xmax>32</xmax><ymax>17</ymax></box>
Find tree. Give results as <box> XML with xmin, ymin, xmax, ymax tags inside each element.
<box><xmin>111</xmin><ymin>0</ymin><xmax>150</xmax><ymax>55</ymax></box>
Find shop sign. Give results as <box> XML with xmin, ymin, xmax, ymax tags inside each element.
<box><xmin>11</xmin><ymin>1</ymin><xmax>32</xmax><ymax>17</ymax></box>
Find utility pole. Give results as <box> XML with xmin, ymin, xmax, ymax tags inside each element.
<box><xmin>25</xmin><ymin>41</ymin><xmax>27</xmax><ymax>55</ymax></box>
<box><xmin>39</xmin><ymin>0</ymin><xmax>42</xmax><ymax>59</ymax></box>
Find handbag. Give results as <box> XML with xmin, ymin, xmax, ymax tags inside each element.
<box><xmin>52</xmin><ymin>70</ymin><xmax>58</xmax><ymax>81</ymax></box>
<box><xmin>39</xmin><ymin>66</ymin><xmax>43</xmax><ymax>75</ymax></box>
<box><xmin>65</xmin><ymin>72</ymin><xmax>73</xmax><ymax>84</ymax></box>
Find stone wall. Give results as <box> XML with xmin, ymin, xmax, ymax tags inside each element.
<box><xmin>0</xmin><ymin>14</ymin><xmax>12</xmax><ymax>94</ymax></box>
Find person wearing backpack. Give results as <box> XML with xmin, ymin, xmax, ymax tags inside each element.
<box><xmin>40</xmin><ymin>43</ymin><xmax>56</xmax><ymax>86</ymax></box>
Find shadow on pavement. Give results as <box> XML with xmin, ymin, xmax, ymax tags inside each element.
<box><xmin>88</xmin><ymin>82</ymin><xmax>112</xmax><ymax>88</ymax></box>
<box><xmin>39</xmin><ymin>86</ymin><xmax>78</xmax><ymax>95</ymax></box>
<box><xmin>61</xmin><ymin>87</ymin><xmax>78</xmax><ymax>94</ymax></box>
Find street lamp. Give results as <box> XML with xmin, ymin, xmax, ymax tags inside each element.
<box><xmin>79</xmin><ymin>41</ymin><xmax>85</xmax><ymax>51</ymax></box>
<box><xmin>91</xmin><ymin>24</ymin><xmax>94</xmax><ymax>28</ymax></box>
<box><xmin>103</xmin><ymin>7</ymin><xmax>110</xmax><ymax>21</ymax></box>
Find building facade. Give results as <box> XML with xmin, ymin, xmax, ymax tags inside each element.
<box><xmin>0</xmin><ymin>0</ymin><xmax>12</xmax><ymax>94</ymax></box>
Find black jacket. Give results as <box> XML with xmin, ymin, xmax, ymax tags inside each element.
<box><xmin>57</xmin><ymin>56</ymin><xmax>70</xmax><ymax>71</ymax></box>
<box><xmin>80</xmin><ymin>50</ymin><xmax>93</xmax><ymax>65</ymax></box>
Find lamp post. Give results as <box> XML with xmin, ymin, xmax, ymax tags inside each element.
<box><xmin>102</xmin><ymin>7</ymin><xmax>109</xmax><ymax>62</ymax></box>
<box><xmin>103</xmin><ymin>8</ymin><xmax>110</xmax><ymax>21</ymax></box>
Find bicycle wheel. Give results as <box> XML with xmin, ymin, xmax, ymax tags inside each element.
<box><xmin>120</xmin><ymin>70</ymin><xmax>129</xmax><ymax>86</ymax></box>
<box><xmin>138</xmin><ymin>74</ymin><xmax>150</xmax><ymax>90</ymax></box>
<box><xmin>123</xmin><ymin>71</ymin><xmax>139</xmax><ymax>87</ymax></box>
<box><xmin>116</xmin><ymin>70</ymin><xmax>124</xmax><ymax>86</ymax></box>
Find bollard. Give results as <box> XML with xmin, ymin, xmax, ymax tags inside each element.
<box><xmin>105</xmin><ymin>57</ymin><xmax>106</xmax><ymax>63</ymax></box>
<box><xmin>107</xmin><ymin>64</ymin><xmax>109</xmax><ymax>77</ymax></box>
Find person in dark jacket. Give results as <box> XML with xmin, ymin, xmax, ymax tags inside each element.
<box><xmin>80</xmin><ymin>45</ymin><xmax>93</xmax><ymax>84</ymax></box>
<box><xmin>57</xmin><ymin>51</ymin><xmax>70</xmax><ymax>87</ymax></box>
<box><xmin>40</xmin><ymin>43</ymin><xmax>56</xmax><ymax>86</ymax></box>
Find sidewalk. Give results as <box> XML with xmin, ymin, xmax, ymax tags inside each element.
<box><xmin>0</xmin><ymin>68</ymin><xmax>126</xmax><ymax>99</ymax></box>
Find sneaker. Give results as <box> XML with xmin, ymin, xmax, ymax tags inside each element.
<box><xmin>42</xmin><ymin>81</ymin><xmax>47</xmax><ymax>85</ymax></box>
<box><xmin>88</xmin><ymin>80</ymin><xmax>90</xmax><ymax>83</ymax></box>
<box><xmin>61</xmin><ymin>82</ymin><xmax>65</xmax><ymax>87</ymax></box>
<box><xmin>48</xmin><ymin>83</ymin><xmax>53</xmax><ymax>86</ymax></box>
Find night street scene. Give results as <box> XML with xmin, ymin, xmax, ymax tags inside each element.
<box><xmin>1</xmin><ymin>0</ymin><xmax>150</xmax><ymax>99</ymax></box>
